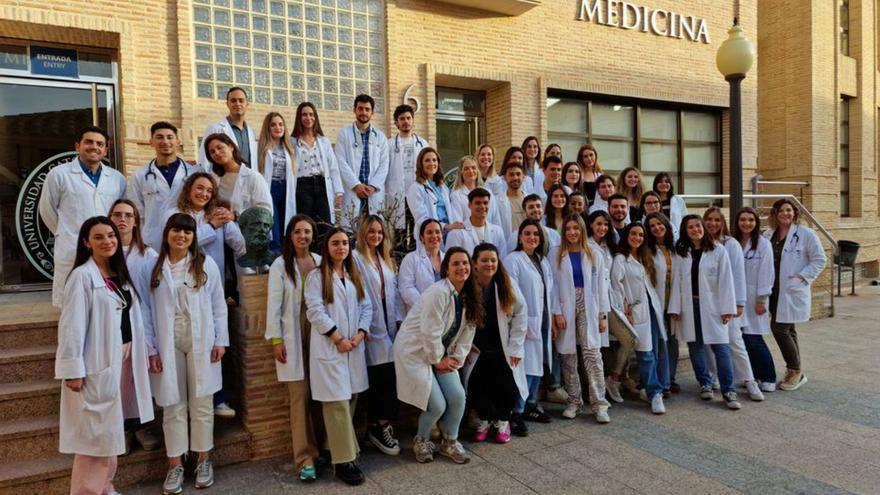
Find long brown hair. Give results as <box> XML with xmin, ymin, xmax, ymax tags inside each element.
<box><xmin>151</xmin><ymin>213</ymin><xmax>208</xmax><ymax>289</ymax></box>
<box><xmin>732</xmin><ymin>207</ymin><xmax>762</xmax><ymax>253</ymax></box>
<box><xmin>109</xmin><ymin>198</ymin><xmax>146</xmax><ymax>255</ymax></box>
<box><xmin>472</xmin><ymin>243</ymin><xmax>515</xmax><ymax>317</ymax></box>
<box><xmin>521</xmin><ymin>136</ymin><xmax>541</xmax><ymax>168</ymax></box>
<box><xmin>644</xmin><ymin>212</ymin><xmax>675</xmax><ymax>253</ymax></box>
<box><xmin>618</xmin><ymin>223</ymin><xmax>657</xmax><ymax>286</ymax></box>
<box><xmin>617</xmin><ymin>166</ymin><xmax>644</xmax><ymax>205</ymax></box>
<box><xmin>318</xmin><ymin>227</ymin><xmax>364</xmax><ymax>304</ymax></box>
<box><xmin>282</xmin><ymin>214</ymin><xmax>317</xmax><ymax>285</ymax></box>
<box><xmin>177</xmin><ymin>172</ymin><xmax>218</xmax><ymax>214</ymax></box>
<box><xmin>415</xmin><ymin>147</ymin><xmax>444</xmax><ymax>185</ymax></box>
<box><xmin>440</xmin><ymin>247</ymin><xmax>484</xmax><ymax>326</ymax></box>
<box><xmin>577</xmin><ymin>143</ymin><xmax>603</xmax><ymax>177</ymax></box>
<box><xmin>355</xmin><ymin>214</ymin><xmax>396</xmax><ymax>272</ymax></box>
<box><xmin>257</xmin><ymin>112</ymin><xmax>296</xmax><ymax>176</ymax></box>
<box><xmin>291</xmin><ymin>101</ymin><xmax>325</xmax><ymax>138</ymax></box>
<box><xmin>675</xmin><ymin>215</ymin><xmax>717</xmax><ymax>257</ymax></box>
<box><xmin>702</xmin><ymin>206</ymin><xmax>731</xmax><ymax>241</ymax></box>
<box><xmin>203</xmin><ymin>133</ymin><xmax>243</xmax><ymax>176</ymax></box>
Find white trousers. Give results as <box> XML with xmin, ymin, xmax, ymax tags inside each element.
<box><xmin>707</xmin><ymin>324</ymin><xmax>755</xmax><ymax>384</ymax></box>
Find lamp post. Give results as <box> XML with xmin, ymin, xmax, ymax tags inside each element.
<box><xmin>716</xmin><ymin>19</ymin><xmax>755</xmax><ymax>229</ymax></box>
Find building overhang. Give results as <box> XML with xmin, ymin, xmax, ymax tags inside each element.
<box><xmin>434</xmin><ymin>0</ymin><xmax>541</xmax><ymax>16</ymax></box>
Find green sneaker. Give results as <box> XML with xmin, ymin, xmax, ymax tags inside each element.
<box><xmin>299</xmin><ymin>465</ymin><xmax>317</xmax><ymax>483</ymax></box>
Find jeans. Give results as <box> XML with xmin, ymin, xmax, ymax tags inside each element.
<box><xmin>687</xmin><ymin>297</ymin><xmax>735</xmax><ymax>395</ymax></box>
<box><xmin>269</xmin><ymin>179</ymin><xmax>286</xmax><ymax>254</ymax></box>
<box><xmin>649</xmin><ymin>300</ymin><xmax>670</xmax><ymax>390</ymax></box>
<box><xmin>514</xmin><ymin>374</ymin><xmax>542</xmax><ymax>413</ymax></box>
<box><xmin>417</xmin><ymin>370</ymin><xmax>465</xmax><ymax>440</ymax></box>
<box><xmin>742</xmin><ymin>334</ymin><xmax>777</xmax><ymax>383</ymax></box>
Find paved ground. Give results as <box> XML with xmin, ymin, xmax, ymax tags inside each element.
<box><xmin>127</xmin><ymin>286</ymin><xmax>880</xmax><ymax>494</ymax></box>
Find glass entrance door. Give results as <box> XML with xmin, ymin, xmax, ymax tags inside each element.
<box><xmin>0</xmin><ymin>77</ymin><xmax>116</xmax><ymax>291</ymax></box>
<box><xmin>436</xmin><ymin>87</ymin><xmax>486</xmax><ymax>184</ymax></box>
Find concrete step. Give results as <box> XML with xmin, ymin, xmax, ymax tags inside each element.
<box><xmin>0</xmin><ymin>380</ymin><xmax>59</xmax><ymax>421</ymax></box>
<box><xmin>0</xmin><ymin>322</ymin><xmax>57</xmax><ymax>350</ymax></box>
<box><xmin>0</xmin><ymin>293</ymin><xmax>58</xmax><ymax>350</ymax></box>
<box><xmin>0</xmin><ymin>415</ymin><xmax>57</xmax><ymax>464</ymax></box>
<box><xmin>0</xmin><ymin>345</ymin><xmax>55</xmax><ymax>384</ymax></box>
<box><xmin>0</xmin><ymin>421</ymin><xmax>252</xmax><ymax>494</ymax></box>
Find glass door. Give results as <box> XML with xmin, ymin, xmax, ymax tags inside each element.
<box><xmin>436</xmin><ymin>87</ymin><xmax>486</xmax><ymax>184</ymax></box>
<box><xmin>0</xmin><ymin>77</ymin><xmax>117</xmax><ymax>291</ymax></box>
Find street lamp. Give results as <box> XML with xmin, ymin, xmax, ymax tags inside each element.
<box><xmin>716</xmin><ymin>19</ymin><xmax>755</xmax><ymax>228</ymax></box>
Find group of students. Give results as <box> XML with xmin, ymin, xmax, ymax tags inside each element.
<box><xmin>43</xmin><ymin>88</ymin><xmax>827</xmax><ymax>494</ymax></box>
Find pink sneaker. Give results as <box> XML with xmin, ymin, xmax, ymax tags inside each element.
<box><xmin>472</xmin><ymin>420</ymin><xmax>490</xmax><ymax>442</ymax></box>
<box><xmin>493</xmin><ymin>421</ymin><xmax>511</xmax><ymax>444</ymax></box>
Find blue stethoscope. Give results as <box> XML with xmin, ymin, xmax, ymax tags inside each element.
<box><xmin>394</xmin><ymin>133</ymin><xmax>425</xmax><ymax>153</ymax></box>
<box><xmin>144</xmin><ymin>157</ymin><xmax>189</xmax><ymax>184</ymax></box>
<box><xmin>782</xmin><ymin>226</ymin><xmax>802</xmax><ymax>253</ymax></box>
<box><xmin>351</xmin><ymin>124</ymin><xmax>378</xmax><ymax>148</ymax></box>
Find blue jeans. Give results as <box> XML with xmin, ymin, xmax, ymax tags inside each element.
<box><xmin>649</xmin><ymin>298</ymin><xmax>670</xmax><ymax>390</ymax></box>
<box><xmin>688</xmin><ymin>297</ymin><xmax>735</xmax><ymax>394</ymax></box>
<box><xmin>269</xmin><ymin>179</ymin><xmax>286</xmax><ymax>254</ymax></box>
<box><xmin>742</xmin><ymin>333</ymin><xmax>777</xmax><ymax>384</ymax></box>
<box><xmin>417</xmin><ymin>370</ymin><xmax>466</xmax><ymax>440</ymax></box>
<box><xmin>514</xmin><ymin>374</ymin><xmax>542</xmax><ymax>413</ymax></box>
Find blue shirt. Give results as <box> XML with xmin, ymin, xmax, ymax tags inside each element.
<box><xmin>359</xmin><ymin>126</ymin><xmax>371</xmax><ymax>185</ymax></box>
<box><xmin>226</xmin><ymin>117</ymin><xmax>252</xmax><ymax>167</ymax></box>
<box><xmin>79</xmin><ymin>161</ymin><xmax>102</xmax><ymax>186</ymax></box>
<box><xmin>569</xmin><ymin>251</ymin><xmax>584</xmax><ymax>288</ymax></box>
<box><xmin>426</xmin><ymin>182</ymin><xmax>449</xmax><ymax>223</ymax></box>
<box><xmin>156</xmin><ymin>159</ymin><xmax>181</xmax><ymax>187</ymax></box>
<box><xmin>442</xmin><ymin>291</ymin><xmax>463</xmax><ymax>350</ymax></box>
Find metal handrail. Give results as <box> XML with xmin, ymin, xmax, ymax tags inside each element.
<box><xmin>676</xmin><ymin>193</ymin><xmax>837</xmax><ymax>316</ymax></box>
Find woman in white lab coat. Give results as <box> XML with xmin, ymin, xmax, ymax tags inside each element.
<box><xmin>56</xmin><ymin>216</ymin><xmax>153</xmax><ymax>495</ymax></box>
<box><xmin>394</xmin><ymin>248</ymin><xmax>481</xmax><ymax>465</ymax></box>
<box><xmin>644</xmin><ymin>212</ymin><xmax>678</xmax><ymax>394</ymax></box>
<box><xmin>406</xmin><ymin>147</ymin><xmax>459</xmax><ymax>233</ymax></box>
<box><xmin>703</xmin><ymin>207</ymin><xmax>764</xmax><ymax>401</ymax></box>
<box><xmin>652</xmin><ymin>172</ymin><xmax>687</xmax><ymax>234</ymax></box>
<box><xmin>148</xmin><ymin>213</ymin><xmax>228</xmax><ymax>492</ymax></box>
<box><xmin>398</xmin><ymin>219</ymin><xmax>444</xmax><ymax>314</ymax></box>
<box><xmin>204</xmin><ymin>132</ymin><xmax>272</xmax><ymax>216</ymax></box>
<box><xmin>257</xmin><ymin>112</ymin><xmax>297</xmax><ymax>253</ymax></box>
<box><xmin>449</xmin><ymin>155</ymin><xmax>502</xmax><ymax>226</ymax></box>
<box><xmin>611</xmin><ymin>223</ymin><xmax>668</xmax><ymax>414</ymax></box>
<box><xmin>668</xmin><ymin>215</ymin><xmax>741</xmax><ymax>410</ymax></box>
<box><xmin>732</xmin><ymin>207</ymin><xmax>777</xmax><ymax>393</ymax></box>
<box><xmin>265</xmin><ymin>214</ymin><xmax>323</xmax><ymax>482</ymax></box>
<box><xmin>305</xmin><ymin>227</ymin><xmax>371</xmax><ymax>486</ymax></box>
<box><xmin>504</xmin><ymin>220</ymin><xmax>556</xmax><ymax>428</ymax></box>
<box><xmin>550</xmin><ymin>213</ymin><xmax>611</xmax><ymax>423</ymax></box>
<box><xmin>476</xmin><ymin>144</ymin><xmax>504</xmax><ymax>197</ymax></box>
<box><xmin>352</xmin><ymin>215</ymin><xmax>403</xmax><ymax>456</ymax></box>
<box><xmin>765</xmin><ymin>198</ymin><xmax>827</xmax><ymax>391</ymax></box>
<box><xmin>290</xmin><ymin>102</ymin><xmax>345</xmax><ymax>230</ymax></box>
<box><xmin>466</xmin><ymin>243</ymin><xmax>527</xmax><ymax>444</ymax></box>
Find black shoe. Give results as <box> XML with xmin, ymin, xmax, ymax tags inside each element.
<box><xmin>335</xmin><ymin>462</ymin><xmax>364</xmax><ymax>486</ymax></box>
<box><xmin>509</xmin><ymin>413</ymin><xmax>529</xmax><ymax>437</ymax></box>
<box><xmin>670</xmin><ymin>382</ymin><xmax>681</xmax><ymax>394</ymax></box>
<box><xmin>662</xmin><ymin>389</ymin><xmax>672</xmax><ymax>399</ymax></box>
<box><xmin>523</xmin><ymin>404</ymin><xmax>552</xmax><ymax>423</ymax></box>
<box><xmin>367</xmin><ymin>424</ymin><xmax>401</xmax><ymax>456</ymax></box>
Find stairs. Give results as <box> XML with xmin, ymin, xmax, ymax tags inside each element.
<box><xmin>0</xmin><ymin>292</ymin><xmax>252</xmax><ymax>494</ymax></box>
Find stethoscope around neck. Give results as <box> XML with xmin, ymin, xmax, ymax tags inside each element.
<box><xmin>144</xmin><ymin>157</ymin><xmax>188</xmax><ymax>183</ymax></box>
<box><xmin>351</xmin><ymin>124</ymin><xmax>377</xmax><ymax>148</ymax></box>
<box><xmin>394</xmin><ymin>133</ymin><xmax>424</xmax><ymax>153</ymax></box>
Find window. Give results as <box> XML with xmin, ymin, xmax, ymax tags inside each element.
<box><xmin>192</xmin><ymin>0</ymin><xmax>386</xmax><ymax>111</ymax></box>
<box><xmin>547</xmin><ymin>94</ymin><xmax>721</xmax><ymax>195</ymax></box>
<box><xmin>840</xmin><ymin>0</ymin><xmax>850</xmax><ymax>56</ymax></box>
<box><xmin>840</xmin><ymin>97</ymin><xmax>851</xmax><ymax>216</ymax></box>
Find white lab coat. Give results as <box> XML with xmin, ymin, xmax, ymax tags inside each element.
<box><xmin>449</xmin><ymin>187</ymin><xmax>502</xmax><ymax>227</ymax></box>
<box><xmin>147</xmin><ymin>255</ymin><xmax>228</xmax><ymax>406</ymax></box>
<box><xmin>164</xmin><ymin>208</ymin><xmax>246</xmax><ymax>272</ymax></box>
<box><xmin>335</xmin><ymin>124</ymin><xmax>390</xmax><ymax>223</ymax></box>
<box><xmin>305</xmin><ymin>268</ymin><xmax>372</xmax><ymax>402</ymax></box>
<box><xmin>393</xmin><ymin>279</ymin><xmax>476</xmax><ymax>411</ymax></box>
<box><xmin>668</xmin><ymin>247</ymin><xmax>737</xmax><ymax>345</ymax></box>
<box><xmin>211</xmin><ymin>163</ymin><xmax>272</xmax><ymax>216</ymax></box>
<box><xmin>741</xmin><ymin>236</ymin><xmax>775</xmax><ymax>335</ymax></box>
<box><xmin>264</xmin><ymin>253</ymin><xmax>321</xmax><ymax>382</ymax></box>
<box><xmin>483</xmin><ymin>175</ymin><xmax>504</xmax><ymax>198</ymax></box>
<box><xmin>386</xmin><ymin>133</ymin><xmax>429</xmax><ymax>229</ymax></box>
<box><xmin>406</xmin><ymin>180</ymin><xmax>452</xmax><ymax>227</ymax></box>
<box><xmin>38</xmin><ymin>158</ymin><xmax>127</xmax><ymax>307</ymax></box>
<box><xmin>666</xmin><ymin>195</ymin><xmax>688</xmax><ymax>234</ymax></box>
<box><xmin>124</xmin><ymin>245</ymin><xmax>159</xmax><ymax>354</ymax></box>
<box><xmin>592</xmin><ymin>239</ymin><xmax>630</xmax><ymax>347</ymax></box>
<box><xmin>260</xmin><ymin>146</ymin><xmax>297</xmax><ymax>230</ymax></box>
<box><xmin>444</xmin><ymin>219</ymin><xmax>508</xmax><ymax>256</ymax></box>
<box><xmin>610</xmin><ymin>254</ymin><xmax>667</xmax><ymax>352</ymax></box>
<box><xmin>651</xmin><ymin>245</ymin><xmax>674</xmax><ymax>313</ymax></box>
<box><xmin>352</xmin><ymin>251</ymin><xmax>404</xmax><ymax>366</ymax></box>
<box><xmin>199</xmin><ymin>118</ymin><xmax>259</xmax><ymax>169</ymax></box>
<box><xmin>503</xmin><ymin>251</ymin><xmax>558</xmax><ymax>376</ymax></box>
<box><xmin>505</xmin><ymin>225</ymin><xmax>561</xmax><ymax>256</ymax></box>
<box><xmin>765</xmin><ymin>225</ymin><xmax>827</xmax><ymax>324</ymax></box>
<box><xmin>720</xmin><ymin>237</ymin><xmax>747</xmax><ymax>329</ymax></box>
<box><xmin>129</xmin><ymin>158</ymin><xmax>205</xmax><ymax>249</ymax></box>
<box><xmin>549</xmin><ymin>247</ymin><xmax>610</xmax><ymax>353</ymax></box>
<box><xmin>492</xmin><ymin>192</ymin><xmax>515</xmax><ymax>235</ymax></box>
<box><xmin>398</xmin><ymin>246</ymin><xmax>443</xmax><ymax>314</ymax></box>
<box><xmin>55</xmin><ymin>259</ymin><xmax>154</xmax><ymax>456</ymax></box>
<box><xmin>293</xmin><ymin>135</ymin><xmax>345</xmax><ymax>224</ymax></box>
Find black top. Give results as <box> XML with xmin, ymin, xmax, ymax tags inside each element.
<box><xmin>473</xmin><ymin>285</ymin><xmax>502</xmax><ymax>352</ymax></box>
<box><xmin>661</xmin><ymin>198</ymin><xmax>672</xmax><ymax>219</ymax></box>
<box><xmin>629</xmin><ymin>205</ymin><xmax>642</xmax><ymax>224</ymax></box>
<box><xmin>691</xmin><ymin>249</ymin><xmax>702</xmax><ymax>298</ymax></box>
<box><xmin>583</xmin><ymin>181</ymin><xmax>597</xmax><ymax>205</ymax></box>
<box><xmin>770</xmin><ymin>232</ymin><xmax>786</xmax><ymax>314</ymax></box>
<box><xmin>108</xmin><ymin>275</ymin><xmax>132</xmax><ymax>344</ymax></box>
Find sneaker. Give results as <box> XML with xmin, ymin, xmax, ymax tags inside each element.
<box><xmin>439</xmin><ymin>439</ymin><xmax>471</xmax><ymax>464</ymax></box>
<box><xmin>745</xmin><ymin>381</ymin><xmax>765</xmax><ymax>401</ymax></box>
<box><xmin>134</xmin><ymin>427</ymin><xmax>161</xmax><ymax>451</ymax></box>
<box><xmin>334</xmin><ymin>462</ymin><xmax>364</xmax><ymax>486</ymax></box>
<box><xmin>605</xmin><ymin>377</ymin><xmax>624</xmax><ymax>403</ymax></box>
<box><xmin>561</xmin><ymin>403</ymin><xmax>580</xmax><ymax>419</ymax></box>
<box><xmin>523</xmin><ymin>404</ymin><xmax>552</xmax><ymax>423</ymax></box>
<box><xmin>594</xmin><ymin>409</ymin><xmax>611</xmax><ymax>424</ymax></box>
<box><xmin>214</xmin><ymin>402</ymin><xmax>236</xmax><ymax>418</ymax></box>
<box><xmin>473</xmin><ymin>420</ymin><xmax>490</xmax><ymax>442</ymax></box>
<box><xmin>367</xmin><ymin>424</ymin><xmax>401</xmax><ymax>456</ymax></box>
<box><xmin>779</xmin><ymin>370</ymin><xmax>807</xmax><ymax>391</ymax></box>
<box><xmin>670</xmin><ymin>382</ymin><xmax>681</xmax><ymax>394</ymax></box>
<box><xmin>700</xmin><ymin>385</ymin><xmax>714</xmax><ymax>401</ymax></box>
<box><xmin>760</xmin><ymin>381</ymin><xmax>777</xmax><ymax>393</ymax></box>
<box><xmin>162</xmin><ymin>465</ymin><xmax>184</xmax><ymax>495</ymax></box>
<box><xmin>509</xmin><ymin>412</ymin><xmax>529</xmax><ymax>437</ymax></box>
<box><xmin>547</xmin><ymin>387</ymin><xmax>569</xmax><ymax>404</ymax></box>
<box><xmin>711</xmin><ymin>377</ymin><xmax>721</xmax><ymax>390</ymax></box>
<box><xmin>622</xmin><ymin>378</ymin><xmax>640</xmax><ymax>395</ymax></box>
<box><xmin>412</xmin><ymin>436</ymin><xmax>435</xmax><ymax>463</ymax></box>
<box><xmin>723</xmin><ymin>392</ymin><xmax>742</xmax><ymax>410</ymax></box>
<box><xmin>194</xmin><ymin>459</ymin><xmax>214</xmax><ymax>488</ymax></box>
<box><xmin>299</xmin><ymin>465</ymin><xmax>317</xmax><ymax>483</ymax></box>
<box><xmin>651</xmin><ymin>394</ymin><xmax>666</xmax><ymax>414</ymax></box>
<box><xmin>493</xmin><ymin>421</ymin><xmax>511</xmax><ymax>443</ymax></box>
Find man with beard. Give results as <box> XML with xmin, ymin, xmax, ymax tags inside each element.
<box><xmin>386</xmin><ymin>104</ymin><xmax>429</xmax><ymax>250</ymax></box>
<box><xmin>198</xmin><ymin>87</ymin><xmax>259</xmax><ymax>169</ymax></box>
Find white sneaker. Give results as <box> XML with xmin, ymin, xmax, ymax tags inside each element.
<box><xmin>651</xmin><ymin>394</ymin><xmax>666</xmax><ymax>415</ymax></box>
<box><xmin>194</xmin><ymin>459</ymin><xmax>214</xmax><ymax>488</ymax></box>
<box><xmin>547</xmin><ymin>387</ymin><xmax>569</xmax><ymax>404</ymax></box>
<box><xmin>760</xmin><ymin>381</ymin><xmax>777</xmax><ymax>393</ymax></box>
<box><xmin>594</xmin><ymin>409</ymin><xmax>611</xmax><ymax>424</ymax></box>
<box><xmin>162</xmin><ymin>465</ymin><xmax>184</xmax><ymax>495</ymax></box>
<box><xmin>745</xmin><ymin>381</ymin><xmax>765</xmax><ymax>401</ymax></box>
<box><xmin>214</xmin><ymin>402</ymin><xmax>236</xmax><ymax>418</ymax></box>
<box><xmin>605</xmin><ymin>377</ymin><xmax>624</xmax><ymax>403</ymax></box>
<box><xmin>561</xmin><ymin>403</ymin><xmax>579</xmax><ymax>419</ymax></box>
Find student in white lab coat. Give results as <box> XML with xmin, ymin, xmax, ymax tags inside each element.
<box><xmin>449</xmin><ymin>155</ymin><xmax>502</xmax><ymax>226</ymax></box>
<box><xmin>334</xmin><ymin>94</ymin><xmax>390</xmax><ymax>225</ymax></box>
<box><xmin>505</xmin><ymin>195</ymin><xmax>561</xmax><ymax>256</ymax></box>
<box><xmin>265</xmin><ymin>214</ymin><xmax>324</xmax><ymax>482</ymax></box>
<box><xmin>445</xmin><ymin>189</ymin><xmax>507</xmax><ymax>255</ymax></box>
<box><xmin>305</xmin><ymin>227</ymin><xmax>372</xmax><ymax>486</ymax></box>
<box><xmin>386</xmin><ymin>104</ymin><xmax>429</xmax><ymax>232</ymax></box>
<box><xmin>398</xmin><ymin>219</ymin><xmax>444</xmax><ymax>315</ymax></box>
<box><xmin>256</xmin><ymin>112</ymin><xmax>297</xmax><ymax>254</ymax></box>
<box><xmin>550</xmin><ymin>214</ymin><xmax>611</xmax><ymax>423</ymax></box>
<box><xmin>290</xmin><ymin>102</ymin><xmax>345</xmax><ymax>231</ymax></box>
<box><xmin>668</xmin><ymin>215</ymin><xmax>742</xmax><ymax>410</ymax></box>
<box><xmin>644</xmin><ymin>212</ymin><xmax>680</xmax><ymax>394</ymax></box>
<box><xmin>393</xmin><ymin>248</ymin><xmax>480</xmax><ymax>465</ymax></box>
<box><xmin>522</xmin><ymin>136</ymin><xmax>543</xmax><ymax>192</ymax></box>
<box><xmin>569</xmin><ymin>191</ymin><xmax>587</xmax><ymax>216</ymax></box>
<box><xmin>39</xmin><ymin>126</ymin><xmax>127</xmax><ymax>307</ymax></box>
<box><xmin>703</xmin><ymin>207</ymin><xmax>764</xmax><ymax>401</ymax></box>
<box><xmin>561</xmin><ymin>161</ymin><xmax>583</xmax><ymax>197</ymax></box>
<box><xmin>129</xmin><ymin>121</ymin><xmax>204</xmax><ymax>249</ymax></box>
<box><xmin>147</xmin><ymin>213</ymin><xmax>228</xmax><ymax>493</ymax></box>
<box><xmin>576</xmin><ymin>143</ymin><xmax>603</xmax><ymax>205</ymax></box>
<box><xmin>732</xmin><ymin>207</ymin><xmax>778</xmax><ymax>393</ymax></box>
<box><xmin>765</xmin><ymin>198</ymin><xmax>826</xmax><ymax>391</ymax></box>
<box><xmin>652</xmin><ymin>172</ymin><xmax>688</xmax><ymax>236</ymax></box>
<box><xmin>610</xmin><ymin>223</ymin><xmax>668</xmax><ymax>414</ymax></box>
<box><xmin>544</xmin><ymin>184</ymin><xmax>570</xmax><ymax>234</ymax></box>
<box><xmin>504</xmin><ymin>220</ymin><xmax>557</xmax><ymax>430</ymax></box>
<box><xmin>56</xmin><ymin>216</ymin><xmax>153</xmax><ymax>495</ymax></box>
<box><xmin>198</xmin><ymin>87</ymin><xmax>259</xmax><ymax>169</ymax></box>
<box><xmin>466</xmin><ymin>243</ymin><xmax>528</xmax><ymax>444</ymax></box>
<box><xmin>352</xmin><ymin>215</ymin><xmax>404</xmax><ymax>456</ymax></box>
<box><xmin>639</xmin><ymin>191</ymin><xmax>680</xmax><ymax>241</ymax></box>
<box><xmin>406</xmin><ymin>147</ymin><xmax>459</xmax><ymax>234</ymax></box>
<box><xmin>476</xmin><ymin>144</ymin><xmax>504</xmax><ymax>198</ymax></box>
<box><xmin>203</xmin><ymin>133</ymin><xmax>272</xmax><ymax>216</ymax></box>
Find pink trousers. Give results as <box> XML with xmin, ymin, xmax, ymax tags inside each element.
<box><xmin>69</xmin><ymin>454</ymin><xmax>117</xmax><ymax>495</ymax></box>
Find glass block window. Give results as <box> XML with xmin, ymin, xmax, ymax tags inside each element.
<box><xmin>192</xmin><ymin>0</ymin><xmax>386</xmax><ymax>112</ymax></box>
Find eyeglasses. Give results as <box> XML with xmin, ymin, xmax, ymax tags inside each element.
<box><xmin>111</xmin><ymin>212</ymin><xmax>136</xmax><ymax>220</ymax></box>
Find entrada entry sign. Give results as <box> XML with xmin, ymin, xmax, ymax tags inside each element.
<box><xmin>577</xmin><ymin>0</ymin><xmax>711</xmax><ymax>44</ymax></box>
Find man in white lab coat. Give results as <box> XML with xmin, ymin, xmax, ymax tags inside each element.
<box><xmin>505</xmin><ymin>194</ymin><xmax>561</xmax><ymax>255</ymax></box>
<box><xmin>386</xmin><ymin>104</ymin><xmax>429</xmax><ymax>249</ymax></box>
<box><xmin>198</xmin><ymin>87</ymin><xmax>259</xmax><ymax>169</ymax></box>
<box><xmin>445</xmin><ymin>188</ymin><xmax>507</xmax><ymax>255</ymax></box>
<box><xmin>39</xmin><ymin>126</ymin><xmax>127</xmax><ymax>307</ymax></box>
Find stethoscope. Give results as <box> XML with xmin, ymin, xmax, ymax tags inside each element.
<box><xmin>351</xmin><ymin>124</ymin><xmax>378</xmax><ymax>148</ymax></box>
<box><xmin>393</xmin><ymin>133</ymin><xmax>425</xmax><ymax>153</ymax></box>
<box><xmin>782</xmin><ymin>226</ymin><xmax>802</xmax><ymax>253</ymax></box>
<box><xmin>144</xmin><ymin>157</ymin><xmax>189</xmax><ymax>184</ymax></box>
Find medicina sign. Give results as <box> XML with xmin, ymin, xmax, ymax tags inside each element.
<box><xmin>576</xmin><ymin>0</ymin><xmax>711</xmax><ymax>44</ymax></box>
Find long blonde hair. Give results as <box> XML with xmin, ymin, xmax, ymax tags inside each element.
<box><xmin>556</xmin><ymin>213</ymin><xmax>594</xmax><ymax>268</ymax></box>
<box><xmin>452</xmin><ymin>155</ymin><xmax>484</xmax><ymax>191</ymax></box>
<box><xmin>355</xmin><ymin>215</ymin><xmax>396</xmax><ymax>272</ymax></box>
<box><xmin>257</xmin><ymin>112</ymin><xmax>295</xmax><ymax>176</ymax></box>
